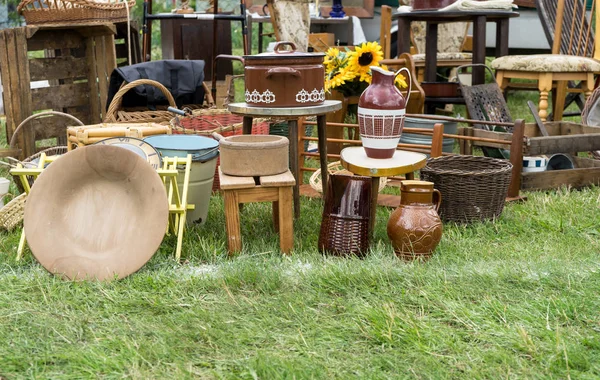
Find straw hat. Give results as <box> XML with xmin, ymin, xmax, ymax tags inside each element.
<box><xmin>24</xmin><ymin>145</ymin><xmax>169</xmax><ymax>281</ymax></box>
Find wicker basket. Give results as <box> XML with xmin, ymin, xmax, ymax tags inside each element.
<box><xmin>309</xmin><ymin>161</ymin><xmax>388</xmax><ymax>193</ymax></box>
<box><xmin>318</xmin><ymin>174</ymin><xmax>372</xmax><ymax>257</ymax></box>
<box><xmin>0</xmin><ymin>193</ymin><xmax>26</xmax><ymax>231</ymax></box>
<box><xmin>18</xmin><ymin>0</ymin><xmax>136</xmax><ymax>25</ymax></box>
<box><xmin>67</xmin><ymin>122</ymin><xmax>172</xmax><ymax>150</ymax></box>
<box><xmin>420</xmin><ymin>155</ymin><xmax>513</xmax><ymax>223</ymax></box>
<box><xmin>104</xmin><ymin>79</ymin><xmax>177</xmax><ymax>124</ymax></box>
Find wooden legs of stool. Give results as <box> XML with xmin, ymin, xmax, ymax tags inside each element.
<box><xmin>223</xmin><ymin>186</ymin><xmax>294</xmax><ymax>255</ymax></box>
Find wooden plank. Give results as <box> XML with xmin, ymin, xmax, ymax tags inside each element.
<box><xmin>100</xmin><ymin>34</ymin><xmax>117</xmax><ymax>120</ymax></box>
<box><xmin>29</xmin><ymin>56</ymin><xmax>87</xmax><ymax>81</ymax></box>
<box><xmin>7</xmin><ymin>28</ymin><xmax>35</xmax><ymax>158</ymax></box>
<box><xmin>26</xmin><ymin>30</ymin><xmax>85</xmax><ymax>51</ymax></box>
<box><xmin>31</xmin><ymin>83</ymin><xmax>90</xmax><ymax>110</ymax></box>
<box><xmin>508</xmin><ymin>120</ymin><xmax>525</xmax><ymax>199</ymax></box>
<box><xmin>86</xmin><ymin>36</ymin><xmax>102</xmax><ymax>124</ymax></box>
<box><xmin>572</xmin><ymin>156</ymin><xmax>600</xmax><ymax>168</ymax></box>
<box><xmin>0</xmin><ymin>148</ymin><xmax>22</xmax><ymax>158</ymax></box>
<box><xmin>522</xmin><ymin>168</ymin><xmax>600</xmax><ymax>190</ymax></box>
<box><xmin>29</xmin><ymin>116</ymin><xmax>86</xmax><ymax>141</ymax></box>
<box><xmin>0</xmin><ymin>30</ymin><xmax>15</xmax><ymax>145</ymax></box>
<box><xmin>259</xmin><ymin>170</ymin><xmax>295</xmax><ymax>187</ymax></box>
<box><xmin>219</xmin><ymin>169</ymin><xmax>256</xmax><ymax>190</ymax></box>
<box><xmin>526</xmin><ymin>134</ymin><xmax>600</xmax><ymax>156</ymax></box>
<box><xmin>238</xmin><ymin>187</ymin><xmax>279</xmax><ymax>203</ymax></box>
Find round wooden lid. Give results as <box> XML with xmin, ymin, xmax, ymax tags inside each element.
<box><xmin>24</xmin><ymin>145</ymin><xmax>169</xmax><ymax>281</ymax></box>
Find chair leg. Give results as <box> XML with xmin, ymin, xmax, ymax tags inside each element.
<box><xmin>538</xmin><ymin>74</ymin><xmax>553</xmax><ymax>122</ymax></box>
<box><xmin>278</xmin><ymin>187</ymin><xmax>293</xmax><ymax>254</ymax></box>
<box><xmin>224</xmin><ymin>190</ymin><xmax>242</xmax><ymax>254</ymax></box>
<box><xmin>553</xmin><ymin>80</ymin><xmax>568</xmax><ymax>121</ymax></box>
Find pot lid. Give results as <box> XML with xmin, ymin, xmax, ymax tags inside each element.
<box><xmin>244</xmin><ymin>41</ymin><xmax>324</xmax><ymax>60</ymax></box>
<box><xmin>144</xmin><ymin>134</ymin><xmax>218</xmax><ymax>152</ymax></box>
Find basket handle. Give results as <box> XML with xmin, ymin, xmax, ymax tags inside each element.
<box><xmin>104</xmin><ymin>79</ymin><xmax>177</xmax><ymax>123</ymax></box>
<box><xmin>9</xmin><ymin>111</ymin><xmax>84</xmax><ymax>149</ymax></box>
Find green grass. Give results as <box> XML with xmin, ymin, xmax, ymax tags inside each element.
<box><xmin>2</xmin><ymin>77</ymin><xmax>600</xmax><ymax>378</ymax></box>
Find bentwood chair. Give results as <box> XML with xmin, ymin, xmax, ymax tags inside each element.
<box><xmin>490</xmin><ymin>0</ymin><xmax>600</xmax><ymax>121</ymax></box>
<box><xmin>266</xmin><ymin>0</ymin><xmax>311</xmax><ymax>52</ymax></box>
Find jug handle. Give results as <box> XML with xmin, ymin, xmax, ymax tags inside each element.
<box><xmin>394</xmin><ymin>67</ymin><xmax>412</xmax><ymax>106</ymax></box>
<box><xmin>432</xmin><ymin>189</ymin><xmax>442</xmax><ymax>212</ymax></box>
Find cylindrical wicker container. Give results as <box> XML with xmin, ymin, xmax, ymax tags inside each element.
<box><xmin>318</xmin><ymin>174</ymin><xmax>372</xmax><ymax>257</ymax></box>
<box><xmin>420</xmin><ymin>155</ymin><xmax>513</xmax><ymax>223</ymax></box>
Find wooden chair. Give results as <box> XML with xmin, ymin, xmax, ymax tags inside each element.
<box><xmin>491</xmin><ymin>0</ymin><xmax>600</xmax><ymax>121</ymax></box>
<box><xmin>379</xmin><ymin>6</ymin><xmax>472</xmax><ymax>82</ymax></box>
<box><xmin>266</xmin><ymin>0</ymin><xmax>310</xmax><ymax>52</ymax></box>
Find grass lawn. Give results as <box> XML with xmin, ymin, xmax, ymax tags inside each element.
<box><xmin>1</xmin><ymin>79</ymin><xmax>600</xmax><ymax>378</ymax></box>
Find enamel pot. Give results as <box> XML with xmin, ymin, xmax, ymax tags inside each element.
<box><xmin>243</xmin><ymin>41</ymin><xmax>325</xmax><ymax>107</ymax></box>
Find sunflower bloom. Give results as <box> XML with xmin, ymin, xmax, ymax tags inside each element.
<box><xmin>347</xmin><ymin>42</ymin><xmax>384</xmax><ymax>82</ymax></box>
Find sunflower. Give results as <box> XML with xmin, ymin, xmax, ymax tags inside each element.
<box><xmin>347</xmin><ymin>41</ymin><xmax>384</xmax><ymax>82</ymax></box>
<box><xmin>325</xmin><ymin>67</ymin><xmax>356</xmax><ymax>91</ymax></box>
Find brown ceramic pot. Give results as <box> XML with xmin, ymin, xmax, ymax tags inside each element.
<box><xmin>358</xmin><ymin>66</ymin><xmax>411</xmax><ymax>159</ymax></box>
<box><xmin>387</xmin><ymin>180</ymin><xmax>442</xmax><ymax>261</ymax></box>
<box><xmin>243</xmin><ymin>41</ymin><xmax>325</xmax><ymax>107</ymax></box>
<box><xmin>412</xmin><ymin>0</ymin><xmax>457</xmax><ymax>10</ymax></box>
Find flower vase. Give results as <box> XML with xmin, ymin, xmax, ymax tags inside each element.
<box><xmin>358</xmin><ymin>66</ymin><xmax>412</xmax><ymax>159</ymax></box>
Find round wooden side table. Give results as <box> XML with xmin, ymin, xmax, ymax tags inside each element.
<box><xmin>340</xmin><ymin>146</ymin><xmax>427</xmax><ymax>233</ymax></box>
<box><xmin>227</xmin><ymin>100</ymin><xmax>342</xmax><ymax>219</ymax></box>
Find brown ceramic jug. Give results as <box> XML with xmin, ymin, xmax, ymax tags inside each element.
<box><xmin>358</xmin><ymin>66</ymin><xmax>411</xmax><ymax>159</ymax></box>
<box><xmin>387</xmin><ymin>180</ymin><xmax>442</xmax><ymax>261</ymax></box>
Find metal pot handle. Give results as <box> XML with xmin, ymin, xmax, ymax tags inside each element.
<box><xmin>265</xmin><ymin>67</ymin><xmax>300</xmax><ymax>79</ymax></box>
<box><xmin>191</xmin><ymin>147</ymin><xmax>219</xmax><ymax>162</ymax></box>
<box><xmin>273</xmin><ymin>41</ymin><xmax>297</xmax><ymax>54</ymax></box>
<box><xmin>394</xmin><ymin>67</ymin><xmax>412</xmax><ymax>106</ymax></box>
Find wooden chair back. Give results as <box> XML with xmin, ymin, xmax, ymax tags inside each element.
<box><xmin>379</xmin><ymin>5</ymin><xmax>393</xmax><ymax>59</ymax></box>
<box><xmin>266</xmin><ymin>0</ymin><xmax>311</xmax><ymax>52</ymax></box>
<box><xmin>537</xmin><ymin>0</ymin><xmax>599</xmax><ymax>58</ymax></box>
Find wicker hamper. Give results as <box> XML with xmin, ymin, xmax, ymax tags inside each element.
<box><xmin>18</xmin><ymin>0</ymin><xmax>136</xmax><ymax>25</ymax></box>
<box><xmin>67</xmin><ymin>122</ymin><xmax>172</xmax><ymax>150</ymax></box>
<box><xmin>420</xmin><ymin>155</ymin><xmax>513</xmax><ymax>223</ymax></box>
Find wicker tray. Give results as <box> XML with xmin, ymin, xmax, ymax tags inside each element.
<box><xmin>420</xmin><ymin>155</ymin><xmax>513</xmax><ymax>223</ymax></box>
<box><xmin>0</xmin><ymin>193</ymin><xmax>26</xmax><ymax>231</ymax></box>
<box><xmin>67</xmin><ymin>122</ymin><xmax>172</xmax><ymax>150</ymax></box>
<box><xmin>18</xmin><ymin>0</ymin><xmax>136</xmax><ymax>25</ymax></box>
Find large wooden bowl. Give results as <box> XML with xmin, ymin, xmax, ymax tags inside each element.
<box><xmin>24</xmin><ymin>145</ymin><xmax>169</xmax><ymax>281</ymax></box>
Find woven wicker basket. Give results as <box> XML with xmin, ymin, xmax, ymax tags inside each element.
<box><xmin>0</xmin><ymin>193</ymin><xmax>26</xmax><ymax>231</ymax></box>
<box><xmin>310</xmin><ymin>161</ymin><xmax>388</xmax><ymax>193</ymax></box>
<box><xmin>104</xmin><ymin>79</ymin><xmax>177</xmax><ymax>124</ymax></box>
<box><xmin>420</xmin><ymin>155</ymin><xmax>513</xmax><ymax>223</ymax></box>
<box><xmin>18</xmin><ymin>0</ymin><xmax>136</xmax><ymax>25</ymax></box>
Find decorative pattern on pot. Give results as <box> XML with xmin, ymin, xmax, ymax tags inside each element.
<box><xmin>245</xmin><ymin>89</ymin><xmax>276</xmax><ymax>104</ymax></box>
<box><xmin>296</xmin><ymin>88</ymin><xmax>326</xmax><ymax>103</ymax></box>
<box><xmin>243</xmin><ymin>41</ymin><xmax>325</xmax><ymax>108</ymax></box>
<box><xmin>358</xmin><ymin>66</ymin><xmax>411</xmax><ymax>159</ymax></box>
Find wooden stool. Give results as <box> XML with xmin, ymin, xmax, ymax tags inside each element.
<box><xmin>219</xmin><ymin>168</ymin><xmax>295</xmax><ymax>254</ymax></box>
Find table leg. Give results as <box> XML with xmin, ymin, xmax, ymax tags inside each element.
<box><xmin>396</xmin><ymin>18</ymin><xmax>411</xmax><ymax>55</ymax></box>
<box><xmin>496</xmin><ymin>19</ymin><xmax>509</xmax><ymax>57</ymax></box>
<box><xmin>288</xmin><ymin>119</ymin><xmax>300</xmax><ymax>219</ymax></box>
<box><xmin>316</xmin><ymin>114</ymin><xmax>329</xmax><ymax>199</ymax></box>
<box><xmin>472</xmin><ymin>15</ymin><xmax>487</xmax><ymax>85</ymax></box>
<box><xmin>369</xmin><ymin>177</ymin><xmax>380</xmax><ymax>238</ymax></box>
<box><xmin>247</xmin><ymin>15</ymin><xmax>254</xmax><ymax>55</ymax></box>
<box><xmin>258</xmin><ymin>23</ymin><xmax>263</xmax><ymax>54</ymax></box>
<box><xmin>424</xmin><ymin>22</ymin><xmax>439</xmax><ymax>83</ymax></box>
<box><xmin>242</xmin><ymin>116</ymin><xmax>253</xmax><ymax>135</ymax></box>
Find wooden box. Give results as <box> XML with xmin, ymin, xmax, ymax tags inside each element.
<box><xmin>0</xmin><ymin>24</ymin><xmax>118</xmax><ymax>159</ymax></box>
<box><xmin>467</xmin><ymin>121</ymin><xmax>600</xmax><ymax>191</ymax></box>
<box><xmin>67</xmin><ymin>122</ymin><xmax>172</xmax><ymax>150</ymax></box>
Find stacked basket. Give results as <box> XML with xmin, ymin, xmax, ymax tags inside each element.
<box><xmin>18</xmin><ymin>0</ymin><xmax>136</xmax><ymax>25</ymax></box>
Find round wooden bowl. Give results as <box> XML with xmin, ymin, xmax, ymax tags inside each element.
<box><xmin>24</xmin><ymin>145</ymin><xmax>169</xmax><ymax>281</ymax></box>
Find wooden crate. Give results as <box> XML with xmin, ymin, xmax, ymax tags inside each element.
<box><xmin>67</xmin><ymin>122</ymin><xmax>172</xmax><ymax>150</ymax></box>
<box><xmin>0</xmin><ymin>24</ymin><xmax>117</xmax><ymax>159</ymax></box>
<box><xmin>465</xmin><ymin>121</ymin><xmax>600</xmax><ymax>191</ymax></box>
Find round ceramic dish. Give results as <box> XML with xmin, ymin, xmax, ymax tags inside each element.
<box><xmin>94</xmin><ymin>137</ymin><xmax>162</xmax><ymax>170</ymax></box>
<box><xmin>522</xmin><ymin>156</ymin><xmax>547</xmax><ymax>173</ymax></box>
<box><xmin>217</xmin><ymin>134</ymin><xmax>289</xmax><ymax>177</ymax></box>
<box><xmin>23</xmin><ymin>145</ymin><xmax>169</xmax><ymax>281</ymax></box>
